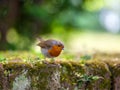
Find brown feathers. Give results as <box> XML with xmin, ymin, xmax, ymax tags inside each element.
<box><xmin>37</xmin><ymin>37</ymin><xmax>64</xmax><ymax>58</ymax></box>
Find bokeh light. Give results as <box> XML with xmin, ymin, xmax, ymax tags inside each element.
<box><xmin>7</xmin><ymin>28</ymin><xmax>19</xmax><ymax>44</ymax></box>
<box><xmin>83</xmin><ymin>0</ymin><xmax>104</xmax><ymax>11</ymax></box>
<box><xmin>100</xmin><ymin>10</ymin><xmax>120</xmax><ymax>33</ymax></box>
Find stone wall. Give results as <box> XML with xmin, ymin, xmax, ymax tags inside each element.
<box><xmin>0</xmin><ymin>60</ymin><xmax>119</xmax><ymax>90</ymax></box>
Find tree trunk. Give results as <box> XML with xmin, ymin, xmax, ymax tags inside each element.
<box><xmin>0</xmin><ymin>0</ymin><xmax>19</xmax><ymax>50</ymax></box>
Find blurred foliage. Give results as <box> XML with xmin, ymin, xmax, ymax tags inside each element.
<box><xmin>0</xmin><ymin>0</ymin><xmax>105</xmax><ymax>50</ymax></box>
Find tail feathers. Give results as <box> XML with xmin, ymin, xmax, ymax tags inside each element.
<box><xmin>37</xmin><ymin>37</ymin><xmax>44</xmax><ymax>42</ymax></box>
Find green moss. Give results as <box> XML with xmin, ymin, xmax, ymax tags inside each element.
<box><xmin>0</xmin><ymin>52</ymin><xmax>120</xmax><ymax>89</ymax></box>
<box><xmin>85</xmin><ymin>60</ymin><xmax>111</xmax><ymax>90</ymax></box>
<box><xmin>59</xmin><ymin>61</ymin><xmax>85</xmax><ymax>89</ymax></box>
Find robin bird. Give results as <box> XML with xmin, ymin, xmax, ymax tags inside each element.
<box><xmin>37</xmin><ymin>37</ymin><xmax>64</xmax><ymax>59</ymax></box>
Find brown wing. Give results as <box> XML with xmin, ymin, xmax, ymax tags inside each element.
<box><xmin>43</xmin><ymin>39</ymin><xmax>56</xmax><ymax>48</ymax></box>
<box><xmin>37</xmin><ymin>42</ymin><xmax>46</xmax><ymax>48</ymax></box>
<box><xmin>37</xmin><ymin>37</ymin><xmax>44</xmax><ymax>42</ymax></box>
<box><xmin>38</xmin><ymin>39</ymin><xmax>56</xmax><ymax>49</ymax></box>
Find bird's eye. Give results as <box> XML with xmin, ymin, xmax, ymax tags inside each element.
<box><xmin>58</xmin><ymin>45</ymin><xmax>61</xmax><ymax>47</ymax></box>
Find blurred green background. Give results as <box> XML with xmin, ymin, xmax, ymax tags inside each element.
<box><xmin>0</xmin><ymin>0</ymin><xmax>120</xmax><ymax>53</ymax></box>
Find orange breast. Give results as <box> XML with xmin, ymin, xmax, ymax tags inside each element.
<box><xmin>48</xmin><ymin>45</ymin><xmax>62</xmax><ymax>57</ymax></box>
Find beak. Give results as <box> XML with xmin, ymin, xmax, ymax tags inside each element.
<box><xmin>62</xmin><ymin>46</ymin><xmax>64</xmax><ymax>50</ymax></box>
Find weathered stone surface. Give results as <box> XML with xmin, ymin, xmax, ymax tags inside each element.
<box><xmin>0</xmin><ymin>60</ymin><xmax>119</xmax><ymax>90</ymax></box>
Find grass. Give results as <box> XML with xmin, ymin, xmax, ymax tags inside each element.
<box><xmin>0</xmin><ymin>51</ymin><xmax>120</xmax><ymax>63</ymax></box>
<box><xmin>67</xmin><ymin>31</ymin><xmax>120</xmax><ymax>53</ymax></box>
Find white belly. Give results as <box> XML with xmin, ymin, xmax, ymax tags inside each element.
<box><xmin>41</xmin><ymin>48</ymin><xmax>53</xmax><ymax>58</ymax></box>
